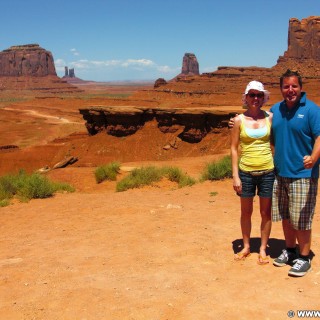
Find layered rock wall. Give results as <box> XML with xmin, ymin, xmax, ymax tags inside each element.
<box><xmin>79</xmin><ymin>106</ymin><xmax>233</xmax><ymax>143</ymax></box>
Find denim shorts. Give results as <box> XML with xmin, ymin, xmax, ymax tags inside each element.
<box><xmin>239</xmin><ymin>170</ymin><xmax>275</xmax><ymax>198</ymax></box>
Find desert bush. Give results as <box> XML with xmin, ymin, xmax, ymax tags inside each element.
<box><xmin>0</xmin><ymin>170</ymin><xmax>75</xmax><ymax>206</ymax></box>
<box><xmin>161</xmin><ymin>166</ymin><xmax>196</xmax><ymax>188</ymax></box>
<box><xmin>94</xmin><ymin>162</ymin><xmax>121</xmax><ymax>183</ymax></box>
<box><xmin>116</xmin><ymin>166</ymin><xmax>196</xmax><ymax>192</ymax></box>
<box><xmin>116</xmin><ymin>166</ymin><xmax>162</xmax><ymax>192</ymax></box>
<box><xmin>0</xmin><ymin>175</ymin><xmax>17</xmax><ymax>200</ymax></box>
<box><xmin>201</xmin><ymin>155</ymin><xmax>232</xmax><ymax>181</ymax></box>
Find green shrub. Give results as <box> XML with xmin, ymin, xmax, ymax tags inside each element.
<box><xmin>116</xmin><ymin>166</ymin><xmax>162</xmax><ymax>192</ymax></box>
<box><xmin>0</xmin><ymin>170</ymin><xmax>75</xmax><ymax>206</ymax></box>
<box><xmin>177</xmin><ymin>175</ymin><xmax>196</xmax><ymax>188</ymax></box>
<box><xmin>94</xmin><ymin>162</ymin><xmax>121</xmax><ymax>183</ymax></box>
<box><xmin>0</xmin><ymin>199</ymin><xmax>10</xmax><ymax>207</ymax></box>
<box><xmin>161</xmin><ymin>166</ymin><xmax>196</xmax><ymax>188</ymax></box>
<box><xmin>17</xmin><ymin>173</ymin><xmax>57</xmax><ymax>200</ymax></box>
<box><xmin>0</xmin><ymin>177</ymin><xmax>16</xmax><ymax>201</ymax></box>
<box><xmin>116</xmin><ymin>165</ymin><xmax>196</xmax><ymax>192</ymax></box>
<box><xmin>201</xmin><ymin>156</ymin><xmax>232</xmax><ymax>181</ymax></box>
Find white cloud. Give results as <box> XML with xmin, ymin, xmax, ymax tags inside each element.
<box><xmin>54</xmin><ymin>58</ymin><xmax>67</xmax><ymax>72</ymax></box>
<box><xmin>70</xmin><ymin>48</ymin><xmax>80</xmax><ymax>56</ymax></box>
<box><xmin>121</xmin><ymin>59</ymin><xmax>155</xmax><ymax>67</ymax></box>
<box><xmin>157</xmin><ymin>65</ymin><xmax>180</xmax><ymax>74</ymax></box>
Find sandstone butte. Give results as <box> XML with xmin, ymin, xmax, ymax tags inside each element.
<box><xmin>0</xmin><ymin>15</ymin><xmax>320</xmax><ymax>174</ymax></box>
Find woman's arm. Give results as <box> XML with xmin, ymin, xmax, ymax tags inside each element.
<box><xmin>230</xmin><ymin>116</ymin><xmax>242</xmax><ymax>194</ymax></box>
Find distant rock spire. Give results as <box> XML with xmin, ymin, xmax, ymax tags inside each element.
<box><xmin>63</xmin><ymin>66</ymin><xmax>76</xmax><ymax>78</ymax></box>
<box><xmin>181</xmin><ymin>53</ymin><xmax>199</xmax><ymax>76</ymax></box>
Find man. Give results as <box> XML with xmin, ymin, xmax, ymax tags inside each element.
<box><xmin>271</xmin><ymin>69</ymin><xmax>320</xmax><ymax>277</ymax></box>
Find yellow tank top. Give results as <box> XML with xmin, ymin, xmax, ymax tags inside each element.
<box><xmin>239</xmin><ymin>113</ymin><xmax>274</xmax><ymax>172</ymax></box>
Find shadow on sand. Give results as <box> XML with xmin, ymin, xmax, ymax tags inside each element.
<box><xmin>232</xmin><ymin>237</ymin><xmax>315</xmax><ymax>260</ymax></box>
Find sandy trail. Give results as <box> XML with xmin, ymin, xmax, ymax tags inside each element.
<box><xmin>3</xmin><ymin>107</ymin><xmax>80</xmax><ymax>124</ymax></box>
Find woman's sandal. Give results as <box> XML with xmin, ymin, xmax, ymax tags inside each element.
<box><xmin>257</xmin><ymin>254</ymin><xmax>270</xmax><ymax>265</ymax></box>
<box><xmin>234</xmin><ymin>251</ymin><xmax>251</xmax><ymax>261</ymax></box>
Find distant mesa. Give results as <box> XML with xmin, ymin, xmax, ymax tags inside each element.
<box><xmin>0</xmin><ymin>44</ymin><xmax>56</xmax><ymax>77</ymax></box>
<box><xmin>0</xmin><ymin>44</ymin><xmax>81</xmax><ymax>94</ymax></box>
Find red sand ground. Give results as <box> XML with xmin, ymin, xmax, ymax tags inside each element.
<box><xmin>1</xmin><ymin>84</ymin><xmax>320</xmax><ymax>320</ymax></box>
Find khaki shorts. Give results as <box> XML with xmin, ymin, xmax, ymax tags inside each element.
<box><xmin>272</xmin><ymin>176</ymin><xmax>318</xmax><ymax>230</ymax></box>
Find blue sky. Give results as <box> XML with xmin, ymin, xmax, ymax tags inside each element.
<box><xmin>1</xmin><ymin>0</ymin><xmax>319</xmax><ymax>82</ymax></box>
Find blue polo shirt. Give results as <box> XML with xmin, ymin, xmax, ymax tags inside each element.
<box><xmin>270</xmin><ymin>92</ymin><xmax>320</xmax><ymax>178</ymax></box>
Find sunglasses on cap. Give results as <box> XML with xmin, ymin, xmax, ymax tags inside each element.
<box><xmin>248</xmin><ymin>93</ymin><xmax>264</xmax><ymax>98</ymax></box>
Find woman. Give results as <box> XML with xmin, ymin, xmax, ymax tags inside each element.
<box><xmin>230</xmin><ymin>80</ymin><xmax>275</xmax><ymax>265</ymax></box>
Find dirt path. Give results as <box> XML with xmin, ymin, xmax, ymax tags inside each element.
<box><xmin>3</xmin><ymin>107</ymin><xmax>80</xmax><ymax>124</ymax></box>
<box><xmin>1</xmin><ymin>163</ymin><xmax>320</xmax><ymax>320</ymax></box>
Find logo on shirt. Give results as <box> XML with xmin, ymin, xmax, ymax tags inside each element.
<box><xmin>297</xmin><ymin>114</ymin><xmax>304</xmax><ymax>119</ymax></box>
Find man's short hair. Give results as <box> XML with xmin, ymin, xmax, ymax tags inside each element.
<box><xmin>280</xmin><ymin>69</ymin><xmax>303</xmax><ymax>88</ymax></box>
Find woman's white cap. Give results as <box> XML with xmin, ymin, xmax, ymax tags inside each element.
<box><xmin>242</xmin><ymin>80</ymin><xmax>270</xmax><ymax>105</ymax></box>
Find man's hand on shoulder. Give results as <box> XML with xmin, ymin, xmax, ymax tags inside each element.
<box><xmin>228</xmin><ymin>113</ymin><xmax>238</xmax><ymax>129</ymax></box>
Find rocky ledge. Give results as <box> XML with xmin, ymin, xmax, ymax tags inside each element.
<box><xmin>79</xmin><ymin>106</ymin><xmax>235</xmax><ymax>143</ymax></box>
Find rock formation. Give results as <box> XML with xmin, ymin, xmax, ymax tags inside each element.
<box><xmin>79</xmin><ymin>106</ymin><xmax>233</xmax><ymax>143</ymax></box>
<box><xmin>182</xmin><ymin>53</ymin><xmax>199</xmax><ymax>75</ymax></box>
<box><xmin>64</xmin><ymin>66</ymin><xmax>76</xmax><ymax>78</ymax></box>
<box><xmin>273</xmin><ymin>16</ymin><xmax>320</xmax><ymax>75</ymax></box>
<box><xmin>0</xmin><ymin>44</ymin><xmax>56</xmax><ymax>76</ymax></box>
<box><xmin>0</xmin><ymin>44</ymin><xmax>82</xmax><ymax>94</ymax></box>
<box><xmin>175</xmin><ymin>53</ymin><xmax>200</xmax><ymax>78</ymax></box>
<box><xmin>154</xmin><ymin>78</ymin><xmax>167</xmax><ymax>88</ymax></box>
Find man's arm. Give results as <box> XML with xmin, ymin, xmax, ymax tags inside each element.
<box><xmin>303</xmin><ymin>136</ymin><xmax>320</xmax><ymax>169</ymax></box>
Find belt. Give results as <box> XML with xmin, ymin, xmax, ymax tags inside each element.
<box><xmin>240</xmin><ymin>168</ymin><xmax>274</xmax><ymax>176</ymax></box>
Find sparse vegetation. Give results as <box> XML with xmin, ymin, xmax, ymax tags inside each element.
<box><xmin>116</xmin><ymin>166</ymin><xmax>162</xmax><ymax>192</ymax></box>
<box><xmin>201</xmin><ymin>155</ymin><xmax>232</xmax><ymax>181</ymax></box>
<box><xmin>116</xmin><ymin>165</ymin><xmax>195</xmax><ymax>192</ymax></box>
<box><xmin>160</xmin><ymin>166</ymin><xmax>196</xmax><ymax>188</ymax></box>
<box><xmin>94</xmin><ymin>162</ymin><xmax>121</xmax><ymax>183</ymax></box>
<box><xmin>0</xmin><ymin>97</ymin><xmax>30</xmax><ymax>106</ymax></box>
<box><xmin>0</xmin><ymin>170</ymin><xmax>75</xmax><ymax>206</ymax></box>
